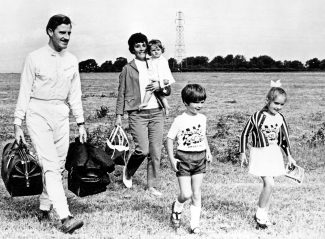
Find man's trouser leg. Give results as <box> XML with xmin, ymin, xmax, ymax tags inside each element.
<box><xmin>26</xmin><ymin>100</ymin><xmax>71</xmax><ymax>220</ymax></box>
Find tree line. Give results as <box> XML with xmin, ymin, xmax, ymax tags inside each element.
<box><xmin>79</xmin><ymin>55</ymin><xmax>325</xmax><ymax>73</ymax></box>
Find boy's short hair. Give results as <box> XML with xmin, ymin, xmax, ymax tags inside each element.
<box><xmin>128</xmin><ymin>33</ymin><xmax>149</xmax><ymax>54</ymax></box>
<box><xmin>148</xmin><ymin>39</ymin><xmax>165</xmax><ymax>55</ymax></box>
<box><xmin>181</xmin><ymin>84</ymin><xmax>207</xmax><ymax>105</ymax></box>
<box><xmin>46</xmin><ymin>14</ymin><xmax>71</xmax><ymax>36</ymax></box>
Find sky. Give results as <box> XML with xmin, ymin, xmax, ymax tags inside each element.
<box><xmin>1</xmin><ymin>0</ymin><xmax>325</xmax><ymax>73</ymax></box>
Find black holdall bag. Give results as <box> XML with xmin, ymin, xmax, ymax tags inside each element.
<box><xmin>1</xmin><ymin>140</ymin><xmax>43</xmax><ymax>197</ymax></box>
<box><xmin>66</xmin><ymin>138</ymin><xmax>114</xmax><ymax>197</ymax></box>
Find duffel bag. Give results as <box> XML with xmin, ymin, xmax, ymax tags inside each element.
<box><xmin>68</xmin><ymin>167</ymin><xmax>110</xmax><ymax>197</ymax></box>
<box><xmin>1</xmin><ymin>141</ymin><xmax>43</xmax><ymax>197</ymax></box>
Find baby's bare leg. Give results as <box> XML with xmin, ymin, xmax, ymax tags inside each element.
<box><xmin>161</xmin><ymin>96</ymin><xmax>170</xmax><ymax>116</ymax></box>
<box><xmin>139</xmin><ymin>90</ymin><xmax>154</xmax><ymax>110</ymax></box>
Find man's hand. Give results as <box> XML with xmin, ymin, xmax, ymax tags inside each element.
<box><xmin>14</xmin><ymin>124</ymin><xmax>27</xmax><ymax>145</ymax></box>
<box><xmin>239</xmin><ymin>153</ymin><xmax>248</xmax><ymax>168</ymax></box>
<box><xmin>78</xmin><ymin>125</ymin><xmax>87</xmax><ymax>144</ymax></box>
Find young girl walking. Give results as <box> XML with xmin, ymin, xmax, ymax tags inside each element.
<box><xmin>166</xmin><ymin>84</ymin><xmax>212</xmax><ymax>234</ymax></box>
<box><xmin>239</xmin><ymin>80</ymin><xmax>296</xmax><ymax>229</ymax></box>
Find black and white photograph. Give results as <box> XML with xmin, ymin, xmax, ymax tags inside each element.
<box><xmin>0</xmin><ymin>0</ymin><xmax>324</xmax><ymax>238</ymax></box>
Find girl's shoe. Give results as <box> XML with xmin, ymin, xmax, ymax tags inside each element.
<box><xmin>253</xmin><ymin>214</ymin><xmax>268</xmax><ymax>230</ymax></box>
<box><xmin>190</xmin><ymin>227</ymin><xmax>201</xmax><ymax>234</ymax></box>
<box><xmin>170</xmin><ymin>202</ymin><xmax>181</xmax><ymax>228</ymax></box>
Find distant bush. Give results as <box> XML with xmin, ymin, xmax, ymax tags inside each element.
<box><xmin>212</xmin><ymin>112</ymin><xmax>249</xmax><ymax>164</ymax></box>
<box><xmin>307</xmin><ymin>122</ymin><xmax>325</xmax><ymax>147</ymax></box>
<box><xmin>96</xmin><ymin>106</ymin><xmax>109</xmax><ymax>118</ymax></box>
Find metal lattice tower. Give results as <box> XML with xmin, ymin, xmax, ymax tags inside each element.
<box><xmin>175</xmin><ymin>11</ymin><xmax>186</xmax><ymax>64</ymax></box>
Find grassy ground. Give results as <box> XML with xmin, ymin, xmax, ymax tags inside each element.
<box><xmin>0</xmin><ymin>72</ymin><xmax>325</xmax><ymax>238</ymax></box>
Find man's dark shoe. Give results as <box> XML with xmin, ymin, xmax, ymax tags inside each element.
<box><xmin>37</xmin><ymin>210</ymin><xmax>51</xmax><ymax>222</ymax></box>
<box><xmin>61</xmin><ymin>216</ymin><xmax>84</xmax><ymax>234</ymax></box>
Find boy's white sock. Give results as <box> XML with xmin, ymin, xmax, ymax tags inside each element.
<box><xmin>256</xmin><ymin>207</ymin><xmax>267</xmax><ymax>220</ymax></box>
<box><xmin>190</xmin><ymin>205</ymin><xmax>201</xmax><ymax>229</ymax></box>
<box><xmin>174</xmin><ymin>199</ymin><xmax>185</xmax><ymax>213</ymax></box>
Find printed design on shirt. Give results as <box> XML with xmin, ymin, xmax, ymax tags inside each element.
<box><xmin>261</xmin><ymin>123</ymin><xmax>280</xmax><ymax>143</ymax></box>
<box><xmin>181</xmin><ymin>124</ymin><xmax>204</xmax><ymax>148</ymax></box>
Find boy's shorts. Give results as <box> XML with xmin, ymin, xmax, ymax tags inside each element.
<box><xmin>175</xmin><ymin>150</ymin><xmax>207</xmax><ymax>177</ymax></box>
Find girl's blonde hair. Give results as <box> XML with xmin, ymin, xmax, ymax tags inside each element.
<box><xmin>266</xmin><ymin>87</ymin><xmax>287</xmax><ymax>103</ymax></box>
<box><xmin>148</xmin><ymin>39</ymin><xmax>165</xmax><ymax>55</ymax></box>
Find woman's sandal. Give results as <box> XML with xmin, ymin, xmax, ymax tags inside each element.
<box><xmin>190</xmin><ymin>227</ymin><xmax>201</xmax><ymax>234</ymax></box>
<box><xmin>253</xmin><ymin>214</ymin><xmax>268</xmax><ymax>230</ymax></box>
<box><xmin>170</xmin><ymin>202</ymin><xmax>181</xmax><ymax>228</ymax></box>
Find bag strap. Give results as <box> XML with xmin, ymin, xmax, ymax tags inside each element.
<box><xmin>108</xmin><ymin>126</ymin><xmax>119</xmax><ymax>142</ymax></box>
<box><xmin>116</xmin><ymin>126</ymin><xmax>129</xmax><ymax>147</ymax></box>
<box><xmin>16</xmin><ymin>140</ymin><xmax>31</xmax><ymax>187</ymax></box>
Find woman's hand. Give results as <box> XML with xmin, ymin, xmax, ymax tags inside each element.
<box><xmin>115</xmin><ymin>115</ymin><xmax>122</xmax><ymax>126</ymax></box>
<box><xmin>14</xmin><ymin>125</ymin><xmax>27</xmax><ymax>145</ymax></box>
<box><xmin>78</xmin><ymin>125</ymin><xmax>87</xmax><ymax>144</ymax></box>
<box><xmin>145</xmin><ymin>80</ymin><xmax>160</xmax><ymax>92</ymax></box>
<box><xmin>240</xmin><ymin>153</ymin><xmax>248</xmax><ymax>168</ymax></box>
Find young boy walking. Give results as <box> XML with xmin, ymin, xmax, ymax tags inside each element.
<box><xmin>166</xmin><ymin>84</ymin><xmax>213</xmax><ymax>234</ymax></box>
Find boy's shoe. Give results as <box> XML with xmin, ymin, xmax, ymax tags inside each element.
<box><xmin>190</xmin><ymin>227</ymin><xmax>201</xmax><ymax>234</ymax></box>
<box><xmin>37</xmin><ymin>210</ymin><xmax>51</xmax><ymax>222</ymax></box>
<box><xmin>253</xmin><ymin>214</ymin><xmax>268</xmax><ymax>229</ymax></box>
<box><xmin>148</xmin><ymin>187</ymin><xmax>162</xmax><ymax>197</ymax></box>
<box><xmin>61</xmin><ymin>216</ymin><xmax>83</xmax><ymax>234</ymax></box>
<box><xmin>122</xmin><ymin>166</ymin><xmax>132</xmax><ymax>188</ymax></box>
<box><xmin>170</xmin><ymin>202</ymin><xmax>181</xmax><ymax>228</ymax></box>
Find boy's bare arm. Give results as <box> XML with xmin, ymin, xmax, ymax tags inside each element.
<box><xmin>166</xmin><ymin>137</ymin><xmax>179</xmax><ymax>172</ymax></box>
<box><xmin>204</xmin><ymin>135</ymin><xmax>213</xmax><ymax>162</ymax></box>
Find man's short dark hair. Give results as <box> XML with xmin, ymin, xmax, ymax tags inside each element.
<box><xmin>181</xmin><ymin>84</ymin><xmax>207</xmax><ymax>105</ymax></box>
<box><xmin>128</xmin><ymin>33</ymin><xmax>148</xmax><ymax>54</ymax></box>
<box><xmin>46</xmin><ymin>14</ymin><xmax>72</xmax><ymax>36</ymax></box>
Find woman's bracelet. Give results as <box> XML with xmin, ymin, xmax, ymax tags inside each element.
<box><xmin>77</xmin><ymin>122</ymin><xmax>85</xmax><ymax>127</ymax></box>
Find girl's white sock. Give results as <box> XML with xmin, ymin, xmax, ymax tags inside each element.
<box><xmin>174</xmin><ymin>199</ymin><xmax>185</xmax><ymax>213</ymax></box>
<box><xmin>256</xmin><ymin>207</ymin><xmax>267</xmax><ymax>220</ymax></box>
<box><xmin>190</xmin><ymin>205</ymin><xmax>201</xmax><ymax>229</ymax></box>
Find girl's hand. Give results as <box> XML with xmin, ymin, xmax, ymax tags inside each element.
<box><xmin>170</xmin><ymin>157</ymin><xmax>180</xmax><ymax>172</ymax></box>
<box><xmin>207</xmin><ymin>150</ymin><xmax>213</xmax><ymax>163</ymax></box>
<box><xmin>145</xmin><ymin>80</ymin><xmax>160</xmax><ymax>92</ymax></box>
<box><xmin>288</xmin><ymin>155</ymin><xmax>297</xmax><ymax>166</ymax></box>
<box><xmin>239</xmin><ymin>153</ymin><xmax>248</xmax><ymax>168</ymax></box>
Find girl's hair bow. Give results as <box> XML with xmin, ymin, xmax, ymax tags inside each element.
<box><xmin>270</xmin><ymin>80</ymin><xmax>282</xmax><ymax>88</ymax></box>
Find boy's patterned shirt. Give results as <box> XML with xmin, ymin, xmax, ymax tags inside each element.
<box><xmin>167</xmin><ymin>112</ymin><xmax>207</xmax><ymax>151</ymax></box>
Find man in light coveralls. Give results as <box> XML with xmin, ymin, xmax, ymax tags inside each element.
<box><xmin>14</xmin><ymin>14</ymin><xmax>87</xmax><ymax>234</ymax></box>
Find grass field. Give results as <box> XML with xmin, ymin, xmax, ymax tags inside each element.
<box><xmin>0</xmin><ymin>72</ymin><xmax>325</xmax><ymax>238</ymax></box>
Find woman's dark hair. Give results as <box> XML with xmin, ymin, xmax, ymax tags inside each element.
<box><xmin>181</xmin><ymin>84</ymin><xmax>207</xmax><ymax>105</ymax></box>
<box><xmin>46</xmin><ymin>14</ymin><xmax>71</xmax><ymax>36</ymax></box>
<box><xmin>128</xmin><ymin>33</ymin><xmax>148</xmax><ymax>54</ymax></box>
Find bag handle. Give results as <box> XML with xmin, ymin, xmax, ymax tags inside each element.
<box><xmin>108</xmin><ymin>126</ymin><xmax>119</xmax><ymax>142</ymax></box>
<box><xmin>115</xmin><ymin>126</ymin><xmax>129</xmax><ymax>147</ymax></box>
